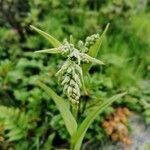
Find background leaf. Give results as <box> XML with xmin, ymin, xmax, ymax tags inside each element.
<box><xmin>0</xmin><ymin>106</ymin><xmax>29</xmax><ymax>142</ymax></box>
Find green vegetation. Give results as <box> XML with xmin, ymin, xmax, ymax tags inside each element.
<box><xmin>0</xmin><ymin>0</ymin><xmax>149</xmax><ymax>149</ymax></box>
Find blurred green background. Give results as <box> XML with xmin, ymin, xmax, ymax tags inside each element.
<box><xmin>0</xmin><ymin>0</ymin><xmax>149</xmax><ymax>149</ymax></box>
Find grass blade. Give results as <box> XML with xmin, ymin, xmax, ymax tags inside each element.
<box><xmin>30</xmin><ymin>25</ymin><xmax>62</xmax><ymax>48</ymax></box>
<box><xmin>71</xmin><ymin>92</ymin><xmax>126</xmax><ymax>150</ymax></box>
<box><xmin>37</xmin><ymin>81</ymin><xmax>77</xmax><ymax>136</ymax></box>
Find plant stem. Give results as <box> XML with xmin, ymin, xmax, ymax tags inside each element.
<box><xmin>71</xmin><ymin>102</ymin><xmax>79</xmax><ymax>120</ymax></box>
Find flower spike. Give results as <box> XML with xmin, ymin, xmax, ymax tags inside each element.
<box><xmin>32</xmin><ymin>25</ymin><xmax>106</xmax><ymax>103</ymax></box>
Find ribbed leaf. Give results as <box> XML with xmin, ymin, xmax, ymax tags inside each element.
<box><xmin>71</xmin><ymin>92</ymin><xmax>126</xmax><ymax>150</ymax></box>
<box><xmin>37</xmin><ymin>81</ymin><xmax>77</xmax><ymax>136</ymax></box>
<box><xmin>30</xmin><ymin>25</ymin><xmax>62</xmax><ymax>48</ymax></box>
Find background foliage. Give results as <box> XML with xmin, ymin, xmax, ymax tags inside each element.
<box><xmin>0</xmin><ymin>0</ymin><xmax>149</xmax><ymax>149</ymax></box>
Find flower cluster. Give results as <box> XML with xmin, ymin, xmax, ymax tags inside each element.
<box><xmin>35</xmin><ymin>33</ymin><xmax>104</xmax><ymax>103</ymax></box>
<box><xmin>85</xmin><ymin>34</ymin><xmax>99</xmax><ymax>49</ymax></box>
<box><xmin>56</xmin><ymin>60</ymin><xmax>82</xmax><ymax>103</ymax></box>
<box><xmin>59</xmin><ymin>39</ymin><xmax>75</xmax><ymax>56</ymax></box>
<box><xmin>102</xmin><ymin>107</ymin><xmax>132</xmax><ymax>145</ymax></box>
<box><xmin>77</xmin><ymin>34</ymin><xmax>100</xmax><ymax>53</ymax></box>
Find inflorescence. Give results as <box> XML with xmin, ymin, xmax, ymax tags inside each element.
<box><xmin>35</xmin><ymin>33</ymin><xmax>104</xmax><ymax>104</ymax></box>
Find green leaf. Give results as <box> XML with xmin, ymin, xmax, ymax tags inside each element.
<box><xmin>6</xmin><ymin>129</ymin><xmax>22</xmax><ymax>139</ymax></box>
<box><xmin>34</xmin><ymin>48</ymin><xmax>61</xmax><ymax>54</ymax></box>
<box><xmin>37</xmin><ymin>81</ymin><xmax>77</xmax><ymax>136</ymax></box>
<box><xmin>30</xmin><ymin>25</ymin><xmax>62</xmax><ymax>48</ymax></box>
<box><xmin>144</xmin><ymin>109</ymin><xmax>150</xmax><ymax>116</ymax></box>
<box><xmin>82</xmin><ymin>53</ymin><xmax>105</xmax><ymax>65</ymax></box>
<box><xmin>43</xmin><ymin>133</ymin><xmax>55</xmax><ymax>150</ymax></box>
<box><xmin>88</xmin><ymin>23</ymin><xmax>109</xmax><ymax>57</ymax></box>
<box><xmin>83</xmin><ymin>23</ymin><xmax>109</xmax><ymax>74</ymax></box>
<box><xmin>70</xmin><ymin>35</ymin><xmax>75</xmax><ymax>44</ymax></box>
<box><xmin>71</xmin><ymin>92</ymin><xmax>126</xmax><ymax>150</ymax></box>
<box><xmin>7</xmin><ymin>132</ymin><xmax>24</xmax><ymax>142</ymax></box>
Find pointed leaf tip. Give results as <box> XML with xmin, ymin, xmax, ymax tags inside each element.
<box><xmin>34</xmin><ymin>48</ymin><xmax>62</xmax><ymax>54</ymax></box>
<box><xmin>30</xmin><ymin>25</ymin><xmax>62</xmax><ymax>48</ymax></box>
<box><xmin>83</xmin><ymin>23</ymin><xmax>109</xmax><ymax>74</ymax></box>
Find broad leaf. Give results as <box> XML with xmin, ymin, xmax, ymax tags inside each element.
<box><xmin>71</xmin><ymin>92</ymin><xmax>126</xmax><ymax>150</ymax></box>
<box><xmin>30</xmin><ymin>25</ymin><xmax>62</xmax><ymax>48</ymax></box>
<box><xmin>37</xmin><ymin>81</ymin><xmax>77</xmax><ymax>136</ymax></box>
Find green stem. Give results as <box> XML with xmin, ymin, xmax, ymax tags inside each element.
<box><xmin>71</xmin><ymin>102</ymin><xmax>79</xmax><ymax>120</ymax></box>
<box><xmin>70</xmin><ymin>136</ymin><xmax>76</xmax><ymax>150</ymax></box>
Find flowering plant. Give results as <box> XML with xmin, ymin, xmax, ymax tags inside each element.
<box><xmin>30</xmin><ymin>24</ymin><xmax>126</xmax><ymax>150</ymax></box>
